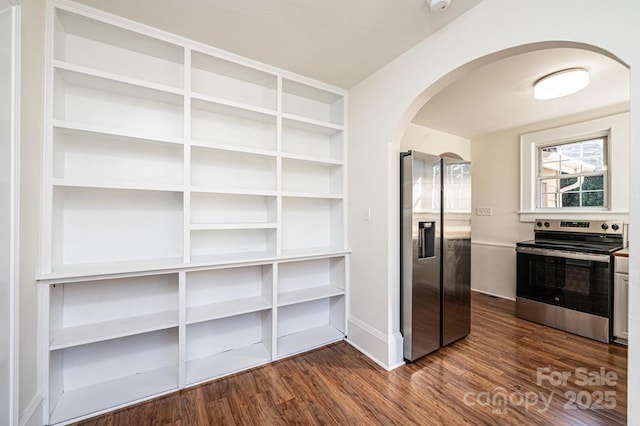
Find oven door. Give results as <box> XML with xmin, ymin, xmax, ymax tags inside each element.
<box><xmin>516</xmin><ymin>247</ymin><xmax>612</xmax><ymax>317</ymax></box>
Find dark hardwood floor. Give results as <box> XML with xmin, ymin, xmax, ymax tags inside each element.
<box><xmin>76</xmin><ymin>292</ymin><xmax>627</xmax><ymax>425</ymax></box>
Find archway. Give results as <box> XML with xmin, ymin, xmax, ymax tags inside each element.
<box><xmin>346</xmin><ymin>1</ymin><xmax>639</xmax><ymax>419</ymax></box>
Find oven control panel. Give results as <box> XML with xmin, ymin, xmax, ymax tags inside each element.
<box><xmin>534</xmin><ymin>219</ymin><xmax>624</xmax><ymax>235</ymax></box>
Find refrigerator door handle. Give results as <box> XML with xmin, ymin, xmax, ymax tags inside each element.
<box><xmin>418</xmin><ymin>221</ymin><xmax>436</xmax><ymax>259</ymax></box>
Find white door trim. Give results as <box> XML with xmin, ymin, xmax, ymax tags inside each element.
<box><xmin>1</xmin><ymin>0</ymin><xmax>21</xmax><ymax>424</ymax></box>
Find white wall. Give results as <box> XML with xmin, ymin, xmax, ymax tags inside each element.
<box><xmin>470</xmin><ymin>107</ymin><xmax>629</xmax><ymax>300</ymax></box>
<box><xmin>19</xmin><ymin>0</ymin><xmax>45</xmax><ymax>424</ymax></box>
<box><xmin>400</xmin><ymin>123</ymin><xmax>470</xmax><ymax>160</ymax></box>
<box><xmin>347</xmin><ymin>0</ymin><xmax>640</xmax><ymax>419</ymax></box>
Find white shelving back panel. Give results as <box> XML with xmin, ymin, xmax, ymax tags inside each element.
<box><xmin>186</xmin><ymin>342</ymin><xmax>270</xmax><ymax>387</ymax></box>
<box><xmin>190</xmin><ymin>228</ymin><xmax>276</xmax><ymax>259</ymax></box>
<box><xmin>281</xmin><ymin>197</ymin><xmax>343</xmax><ymax>253</ymax></box>
<box><xmin>50</xmin><ymin>274</ymin><xmax>178</xmax><ymax>341</ymax></box>
<box><xmin>282</xmin><ymin>159</ymin><xmax>343</xmax><ymax>196</ymax></box>
<box><xmin>190</xmin><ymin>147</ymin><xmax>277</xmax><ymax>192</ymax></box>
<box><xmin>281</xmin><ymin>118</ymin><xmax>343</xmax><ymax>161</ymax></box>
<box><xmin>49</xmin><ymin>328</ymin><xmax>178</xmax><ymax>423</ymax></box>
<box><xmin>53</xmin><ymin>68</ymin><xmax>184</xmax><ymax>139</ymax></box>
<box><xmin>186</xmin><ymin>311</ymin><xmax>271</xmax><ymax>361</ymax></box>
<box><xmin>51</xmin><ymin>329</ymin><xmax>178</xmax><ymax>391</ymax></box>
<box><xmin>54</xmin><ymin>9</ymin><xmax>184</xmax><ymax>88</ymax></box>
<box><xmin>191</xmin><ymin>51</ymin><xmax>277</xmax><ymax>110</ymax></box>
<box><xmin>185</xmin><ymin>310</ymin><xmax>272</xmax><ymax>384</ymax></box>
<box><xmin>278</xmin><ymin>257</ymin><xmax>345</xmax><ymax>294</ymax></box>
<box><xmin>53</xmin><ymin>126</ymin><xmax>184</xmax><ymax>187</ymax></box>
<box><xmin>186</xmin><ymin>264</ymin><xmax>272</xmax><ymax>322</ymax></box>
<box><xmin>191</xmin><ymin>99</ymin><xmax>277</xmax><ymax>152</ymax></box>
<box><xmin>190</xmin><ymin>193</ymin><xmax>276</xmax><ymax>225</ymax></box>
<box><xmin>276</xmin><ymin>297</ymin><xmax>345</xmax><ymax>359</ymax></box>
<box><xmin>51</xmin><ymin>187</ymin><xmax>183</xmax><ymax>269</ymax></box>
<box><xmin>278</xmin><ymin>299</ymin><xmax>330</xmax><ymax>337</ymax></box>
<box><xmin>282</xmin><ymin>79</ymin><xmax>344</xmax><ymax>125</ymax></box>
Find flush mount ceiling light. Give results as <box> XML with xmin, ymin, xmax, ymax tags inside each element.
<box><xmin>427</xmin><ymin>0</ymin><xmax>451</xmax><ymax>12</ymax></box>
<box><xmin>534</xmin><ymin>68</ymin><xmax>590</xmax><ymax>100</ymax></box>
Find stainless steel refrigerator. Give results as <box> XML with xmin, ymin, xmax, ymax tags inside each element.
<box><xmin>400</xmin><ymin>150</ymin><xmax>471</xmax><ymax>361</ymax></box>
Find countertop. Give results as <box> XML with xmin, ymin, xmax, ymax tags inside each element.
<box><xmin>614</xmin><ymin>248</ymin><xmax>629</xmax><ymax>257</ymax></box>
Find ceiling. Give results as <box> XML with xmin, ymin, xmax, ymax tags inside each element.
<box><xmin>411</xmin><ymin>48</ymin><xmax>630</xmax><ymax>138</ymax></box>
<box><xmin>73</xmin><ymin>1</ymin><xmax>630</xmax><ymax>139</ymax></box>
<box><xmin>73</xmin><ymin>0</ymin><xmax>483</xmax><ymax>89</ymax></box>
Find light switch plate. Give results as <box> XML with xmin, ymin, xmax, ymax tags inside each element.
<box><xmin>476</xmin><ymin>207</ymin><xmax>492</xmax><ymax>216</ymax></box>
<box><xmin>363</xmin><ymin>207</ymin><xmax>371</xmax><ymax>221</ymax></box>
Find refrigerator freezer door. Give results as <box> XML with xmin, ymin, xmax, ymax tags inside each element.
<box><xmin>441</xmin><ymin>157</ymin><xmax>471</xmax><ymax>346</ymax></box>
<box><xmin>401</xmin><ymin>151</ymin><xmax>442</xmax><ymax>361</ymax></box>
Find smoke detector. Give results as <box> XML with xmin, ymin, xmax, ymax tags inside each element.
<box><xmin>428</xmin><ymin>0</ymin><xmax>451</xmax><ymax>12</ymax></box>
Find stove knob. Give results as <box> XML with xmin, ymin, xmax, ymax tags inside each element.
<box><xmin>601</xmin><ymin>223</ymin><xmax>609</xmax><ymax>231</ymax></box>
<box><xmin>536</xmin><ymin>221</ymin><xmax>543</xmax><ymax>228</ymax></box>
<box><xmin>544</xmin><ymin>221</ymin><xmax>550</xmax><ymax>228</ymax></box>
<box><xmin>612</xmin><ymin>224</ymin><xmax>620</xmax><ymax>231</ymax></box>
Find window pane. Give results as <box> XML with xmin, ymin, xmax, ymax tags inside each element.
<box><xmin>541</xmin><ymin>163</ymin><xmax>559</xmax><ymax>176</ymax></box>
<box><xmin>536</xmin><ymin>136</ymin><xmax>607</xmax><ymax>209</ymax></box>
<box><xmin>540</xmin><ymin>178</ymin><xmax>558</xmax><ymax>194</ymax></box>
<box><xmin>559</xmin><ymin>177</ymin><xmax>579</xmax><ymax>190</ymax></box>
<box><xmin>582</xmin><ymin>138</ymin><xmax>604</xmax><ymax>157</ymax></box>
<box><xmin>541</xmin><ymin>146</ymin><xmax>558</xmax><ymax>159</ymax></box>
<box><xmin>540</xmin><ymin>193</ymin><xmax>558</xmax><ymax>208</ymax></box>
<box><xmin>582</xmin><ymin>175</ymin><xmax>604</xmax><ymax>191</ymax></box>
<box><xmin>582</xmin><ymin>191</ymin><xmax>604</xmax><ymax>207</ymax></box>
<box><xmin>561</xmin><ymin>192</ymin><xmax>580</xmax><ymax>207</ymax></box>
<box><xmin>581</xmin><ymin>156</ymin><xmax>603</xmax><ymax>172</ymax></box>
<box><xmin>559</xmin><ymin>160</ymin><xmax>581</xmax><ymax>174</ymax></box>
<box><xmin>558</xmin><ymin>143</ymin><xmax>582</xmax><ymax>160</ymax></box>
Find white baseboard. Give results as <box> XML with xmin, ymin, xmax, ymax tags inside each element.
<box><xmin>472</xmin><ymin>288</ymin><xmax>516</xmax><ymax>302</ymax></box>
<box><xmin>19</xmin><ymin>393</ymin><xmax>43</xmax><ymax>426</ymax></box>
<box><xmin>347</xmin><ymin>316</ymin><xmax>405</xmax><ymax>371</ymax></box>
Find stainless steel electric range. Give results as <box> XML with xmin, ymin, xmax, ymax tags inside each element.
<box><xmin>516</xmin><ymin>219</ymin><xmax>625</xmax><ymax>343</ymax></box>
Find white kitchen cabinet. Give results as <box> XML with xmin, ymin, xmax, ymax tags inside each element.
<box><xmin>40</xmin><ymin>1</ymin><xmax>348</xmax><ymax>424</ymax></box>
<box><xmin>614</xmin><ymin>256</ymin><xmax>628</xmax><ymax>342</ymax></box>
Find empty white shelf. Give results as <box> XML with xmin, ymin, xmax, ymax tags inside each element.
<box><xmin>189</xmin><ymin>187</ymin><xmax>278</xmax><ymax>197</ymax></box>
<box><xmin>189</xmin><ymin>251</ymin><xmax>276</xmax><ymax>267</ymax></box>
<box><xmin>280</xmin><ymin>152</ymin><xmax>343</xmax><ymax>166</ymax></box>
<box><xmin>186</xmin><ymin>296</ymin><xmax>271</xmax><ymax>324</ymax></box>
<box><xmin>49</xmin><ymin>365</ymin><xmax>178</xmax><ymax>425</ymax></box>
<box><xmin>50</xmin><ymin>310</ymin><xmax>178</xmax><ymax>350</ymax></box>
<box><xmin>185</xmin><ymin>342</ymin><xmax>271</xmax><ymax>385</ymax></box>
<box><xmin>51</xmin><ymin>178</ymin><xmax>184</xmax><ymax>193</ymax></box>
<box><xmin>278</xmin><ymin>286</ymin><xmax>344</xmax><ymax>307</ymax></box>
<box><xmin>54</xmin><ymin>60</ymin><xmax>184</xmax><ymax>96</ymax></box>
<box><xmin>281</xmin><ymin>113</ymin><xmax>344</xmax><ymax>131</ymax></box>
<box><xmin>190</xmin><ymin>223</ymin><xmax>277</xmax><ymax>231</ymax></box>
<box><xmin>276</xmin><ymin>325</ymin><xmax>343</xmax><ymax>359</ymax></box>
<box><xmin>53</xmin><ymin>120</ymin><xmax>185</xmax><ymax>146</ymax></box>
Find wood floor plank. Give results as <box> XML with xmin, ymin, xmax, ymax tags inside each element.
<box><xmin>74</xmin><ymin>292</ymin><xmax>627</xmax><ymax>425</ymax></box>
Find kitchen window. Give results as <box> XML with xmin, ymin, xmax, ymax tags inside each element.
<box><xmin>519</xmin><ymin>112</ymin><xmax>629</xmax><ymax>222</ymax></box>
<box><xmin>537</xmin><ymin>136</ymin><xmax>608</xmax><ymax>208</ymax></box>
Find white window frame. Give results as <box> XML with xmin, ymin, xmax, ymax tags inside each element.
<box><xmin>519</xmin><ymin>113</ymin><xmax>630</xmax><ymax>222</ymax></box>
<box><xmin>535</xmin><ymin>134</ymin><xmax>609</xmax><ymax>209</ymax></box>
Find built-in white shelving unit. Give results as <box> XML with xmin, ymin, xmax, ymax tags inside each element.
<box><xmin>40</xmin><ymin>1</ymin><xmax>348</xmax><ymax>424</ymax></box>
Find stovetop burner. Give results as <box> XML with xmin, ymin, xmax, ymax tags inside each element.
<box><xmin>516</xmin><ymin>219</ymin><xmax>625</xmax><ymax>255</ymax></box>
<box><xmin>516</xmin><ymin>238</ymin><xmax>622</xmax><ymax>255</ymax></box>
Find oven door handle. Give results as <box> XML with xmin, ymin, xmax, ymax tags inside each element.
<box><xmin>516</xmin><ymin>246</ymin><xmax>611</xmax><ymax>263</ymax></box>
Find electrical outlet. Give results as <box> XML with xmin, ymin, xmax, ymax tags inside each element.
<box><xmin>476</xmin><ymin>207</ymin><xmax>492</xmax><ymax>216</ymax></box>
